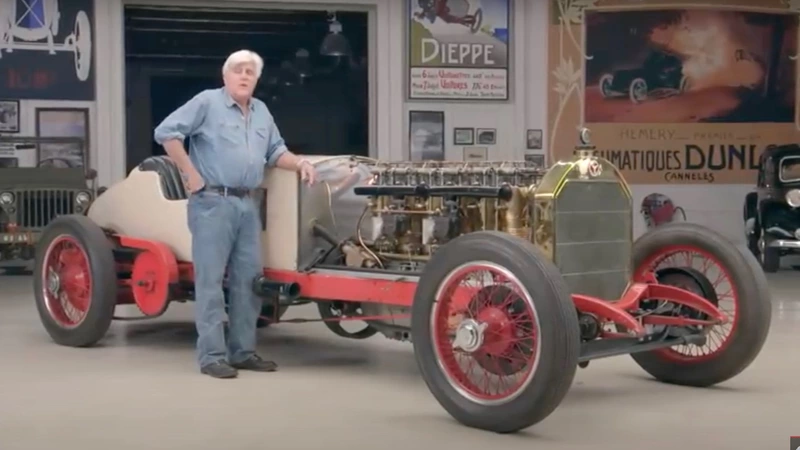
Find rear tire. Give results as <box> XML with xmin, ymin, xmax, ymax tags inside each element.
<box><xmin>629</xmin><ymin>223</ymin><xmax>772</xmax><ymax>387</ymax></box>
<box><xmin>411</xmin><ymin>231</ymin><xmax>580</xmax><ymax>433</ymax></box>
<box><xmin>33</xmin><ymin>215</ymin><xmax>117</xmax><ymax>347</ymax></box>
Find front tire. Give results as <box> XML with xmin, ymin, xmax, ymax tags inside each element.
<box><xmin>33</xmin><ymin>215</ymin><xmax>117</xmax><ymax>347</ymax></box>
<box><xmin>411</xmin><ymin>231</ymin><xmax>580</xmax><ymax>433</ymax></box>
<box><xmin>630</xmin><ymin>223</ymin><xmax>772</xmax><ymax>387</ymax></box>
<box><xmin>629</xmin><ymin>78</ymin><xmax>648</xmax><ymax>103</ymax></box>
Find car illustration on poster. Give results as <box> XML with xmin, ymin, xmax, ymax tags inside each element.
<box><xmin>598</xmin><ymin>47</ymin><xmax>690</xmax><ymax>104</ymax></box>
<box><xmin>0</xmin><ymin>0</ymin><xmax>92</xmax><ymax>81</ymax></box>
<box><xmin>414</xmin><ymin>0</ymin><xmax>483</xmax><ymax>33</ymax></box>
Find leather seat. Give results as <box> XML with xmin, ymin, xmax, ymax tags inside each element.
<box><xmin>138</xmin><ymin>155</ymin><xmax>188</xmax><ymax>200</ymax></box>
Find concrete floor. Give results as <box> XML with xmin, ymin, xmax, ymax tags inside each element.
<box><xmin>0</xmin><ymin>272</ymin><xmax>798</xmax><ymax>450</ymax></box>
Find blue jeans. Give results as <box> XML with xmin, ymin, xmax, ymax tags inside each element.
<box><xmin>187</xmin><ymin>191</ymin><xmax>262</xmax><ymax>368</ymax></box>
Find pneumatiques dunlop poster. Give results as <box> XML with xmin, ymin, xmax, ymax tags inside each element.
<box><xmin>408</xmin><ymin>0</ymin><xmax>510</xmax><ymax>100</ymax></box>
<box><xmin>548</xmin><ymin>0</ymin><xmax>800</xmax><ymax>185</ymax></box>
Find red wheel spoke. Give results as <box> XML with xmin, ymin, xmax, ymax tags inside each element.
<box><xmin>41</xmin><ymin>236</ymin><xmax>93</xmax><ymax>328</ymax></box>
<box><xmin>432</xmin><ymin>262</ymin><xmax>540</xmax><ymax>404</ymax></box>
<box><xmin>644</xmin><ymin>246</ymin><xmax>740</xmax><ymax>363</ymax></box>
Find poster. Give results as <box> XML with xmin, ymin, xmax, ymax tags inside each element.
<box><xmin>548</xmin><ymin>0</ymin><xmax>800</xmax><ymax>185</ymax></box>
<box><xmin>0</xmin><ymin>0</ymin><xmax>95</xmax><ymax>100</ymax></box>
<box><xmin>408</xmin><ymin>0</ymin><xmax>510</xmax><ymax>100</ymax></box>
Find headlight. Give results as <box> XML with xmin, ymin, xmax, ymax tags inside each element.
<box><xmin>75</xmin><ymin>192</ymin><xmax>91</xmax><ymax>204</ymax></box>
<box><xmin>0</xmin><ymin>192</ymin><xmax>13</xmax><ymax>205</ymax></box>
<box><xmin>787</xmin><ymin>189</ymin><xmax>800</xmax><ymax>208</ymax></box>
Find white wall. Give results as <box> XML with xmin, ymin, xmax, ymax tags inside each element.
<box><xmin>630</xmin><ymin>184</ymin><xmax>751</xmax><ymax>244</ymax></box>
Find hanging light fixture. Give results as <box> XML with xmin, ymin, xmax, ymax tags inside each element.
<box><xmin>293</xmin><ymin>48</ymin><xmax>312</xmax><ymax>79</ymax></box>
<box><xmin>320</xmin><ymin>11</ymin><xmax>351</xmax><ymax>57</ymax></box>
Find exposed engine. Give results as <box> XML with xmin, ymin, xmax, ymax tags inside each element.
<box><xmin>351</xmin><ymin>161</ymin><xmax>544</xmax><ymax>268</ymax></box>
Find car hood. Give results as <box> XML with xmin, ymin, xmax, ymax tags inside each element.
<box><xmin>0</xmin><ymin>168</ymin><xmax>89</xmax><ymax>189</ymax></box>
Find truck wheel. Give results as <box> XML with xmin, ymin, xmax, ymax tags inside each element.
<box><xmin>411</xmin><ymin>231</ymin><xmax>580</xmax><ymax>433</ymax></box>
<box><xmin>33</xmin><ymin>215</ymin><xmax>117</xmax><ymax>347</ymax></box>
<box><xmin>629</xmin><ymin>223</ymin><xmax>772</xmax><ymax>387</ymax></box>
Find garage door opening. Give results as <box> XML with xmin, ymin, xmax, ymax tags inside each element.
<box><xmin>123</xmin><ymin>5</ymin><xmax>370</xmax><ymax>172</ymax></box>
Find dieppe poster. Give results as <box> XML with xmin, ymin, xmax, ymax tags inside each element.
<box><xmin>408</xmin><ymin>0</ymin><xmax>510</xmax><ymax>100</ymax></box>
<box><xmin>548</xmin><ymin>0</ymin><xmax>800</xmax><ymax>184</ymax></box>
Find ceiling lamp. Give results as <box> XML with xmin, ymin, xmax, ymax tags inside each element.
<box><xmin>294</xmin><ymin>48</ymin><xmax>312</xmax><ymax>78</ymax></box>
<box><xmin>320</xmin><ymin>11</ymin><xmax>351</xmax><ymax>57</ymax></box>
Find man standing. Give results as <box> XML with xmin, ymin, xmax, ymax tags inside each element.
<box><xmin>154</xmin><ymin>49</ymin><xmax>317</xmax><ymax>379</ymax></box>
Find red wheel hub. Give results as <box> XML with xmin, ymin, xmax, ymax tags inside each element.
<box><xmin>432</xmin><ymin>262</ymin><xmax>540</xmax><ymax>404</ymax></box>
<box><xmin>42</xmin><ymin>235</ymin><xmax>92</xmax><ymax>328</ymax></box>
<box><xmin>475</xmin><ymin>306</ymin><xmax>514</xmax><ymax>355</ymax></box>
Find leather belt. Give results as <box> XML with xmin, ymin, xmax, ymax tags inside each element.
<box><xmin>202</xmin><ymin>185</ymin><xmax>251</xmax><ymax>198</ymax></box>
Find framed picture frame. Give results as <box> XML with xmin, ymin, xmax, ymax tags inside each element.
<box><xmin>463</xmin><ymin>146</ymin><xmax>488</xmax><ymax>162</ymax></box>
<box><xmin>476</xmin><ymin>128</ymin><xmax>496</xmax><ymax>145</ymax></box>
<box><xmin>524</xmin><ymin>153</ymin><xmax>545</xmax><ymax>167</ymax></box>
<box><xmin>453</xmin><ymin>127</ymin><xmax>474</xmax><ymax>145</ymax></box>
<box><xmin>526</xmin><ymin>129</ymin><xmax>543</xmax><ymax>150</ymax></box>
<box><xmin>0</xmin><ymin>99</ymin><xmax>20</xmax><ymax>133</ymax></box>
<box><xmin>35</xmin><ymin>107</ymin><xmax>90</xmax><ymax>168</ymax></box>
<box><xmin>409</xmin><ymin>110</ymin><xmax>445</xmax><ymax>161</ymax></box>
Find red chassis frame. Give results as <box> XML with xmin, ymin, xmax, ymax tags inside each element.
<box><xmin>113</xmin><ymin>234</ymin><xmax>727</xmax><ymax>353</ymax></box>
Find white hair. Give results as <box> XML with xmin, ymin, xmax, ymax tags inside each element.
<box><xmin>222</xmin><ymin>50</ymin><xmax>264</xmax><ymax>78</ymax></box>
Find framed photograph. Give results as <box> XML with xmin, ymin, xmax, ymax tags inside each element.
<box><xmin>476</xmin><ymin>128</ymin><xmax>496</xmax><ymax>145</ymax></box>
<box><xmin>0</xmin><ymin>99</ymin><xmax>20</xmax><ymax>133</ymax></box>
<box><xmin>453</xmin><ymin>127</ymin><xmax>474</xmax><ymax>145</ymax></box>
<box><xmin>463</xmin><ymin>146</ymin><xmax>488</xmax><ymax>162</ymax></box>
<box><xmin>409</xmin><ymin>110</ymin><xmax>445</xmax><ymax>161</ymax></box>
<box><xmin>35</xmin><ymin>108</ymin><xmax>90</xmax><ymax>168</ymax></box>
<box><xmin>526</xmin><ymin>129</ymin><xmax>543</xmax><ymax>150</ymax></box>
<box><xmin>524</xmin><ymin>153</ymin><xmax>545</xmax><ymax>167</ymax></box>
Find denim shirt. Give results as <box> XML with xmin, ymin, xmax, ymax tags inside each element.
<box><xmin>153</xmin><ymin>87</ymin><xmax>288</xmax><ymax>189</ymax></box>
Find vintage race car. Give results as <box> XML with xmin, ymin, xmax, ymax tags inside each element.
<box><xmin>32</xmin><ymin>136</ymin><xmax>771</xmax><ymax>434</ymax></box>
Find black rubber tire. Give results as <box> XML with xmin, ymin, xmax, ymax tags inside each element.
<box><xmin>630</xmin><ymin>222</ymin><xmax>772</xmax><ymax>387</ymax></box>
<box><xmin>760</xmin><ymin>240</ymin><xmax>781</xmax><ymax>273</ymax></box>
<box><xmin>33</xmin><ymin>215</ymin><xmax>117</xmax><ymax>347</ymax></box>
<box><xmin>411</xmin><ymin>231</ymin><xmax>580</xmax><ymax>434</ymax></box>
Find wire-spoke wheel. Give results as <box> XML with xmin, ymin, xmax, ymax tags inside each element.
<box><xmin>411</xmin><ymin>232</ymin><xmax>579</xmax><ymax>434</ymax></box>
<box><xmin>33</xmin><ymin>215</ymin><xmax>117</xmax><ymax>347</ymax></box>
<box><xmin>630</xmin><ymin>223</ymin><xmax>772</xmax><ymax>387</ymax></box>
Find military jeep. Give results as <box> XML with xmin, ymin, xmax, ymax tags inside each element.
<box><xmin>0</xmin><ymin>137</ymin><xmax>97</xmax><ymax>274</ymax></box>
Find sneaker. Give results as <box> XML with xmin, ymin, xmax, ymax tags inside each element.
<box><xmin>230</xmin><ymin>354</ymin><xmax>278</xmax><ymax>372</ymax></box>
<box><xmin>200</xmin><ymin>360</ymin><xmax>238</xmax><ymax>379</ymax></box>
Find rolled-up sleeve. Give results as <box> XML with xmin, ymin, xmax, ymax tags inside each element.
<box><xmin>154</xmin><ymin>91</ymin><xmax>209</xmax><ymax>145</ymax></box>
<box><xmin>264</xmin><ymin>119</ymin><xmax>288</xmax><ymax>167</ymax></box>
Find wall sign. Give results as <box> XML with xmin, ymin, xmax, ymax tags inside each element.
<box><xmin>548</xmin><ymin>0</ymin><xmax>800</xmax><ymax>184</ymax></box>
<box><xmin>407</xmin><ymin>0</ymin><xmax>510</xmax><ymax>100</ymax></box>
<box><xmin>0</xmin><ymin>0</ymin><xmax>95</xmax><ymax>100</ymax></box>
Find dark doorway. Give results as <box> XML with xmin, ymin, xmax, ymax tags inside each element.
<box><xmin>124</xmin><ymin>5</ymin><xmax>370</xmax><ymax>172</ymax></box>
